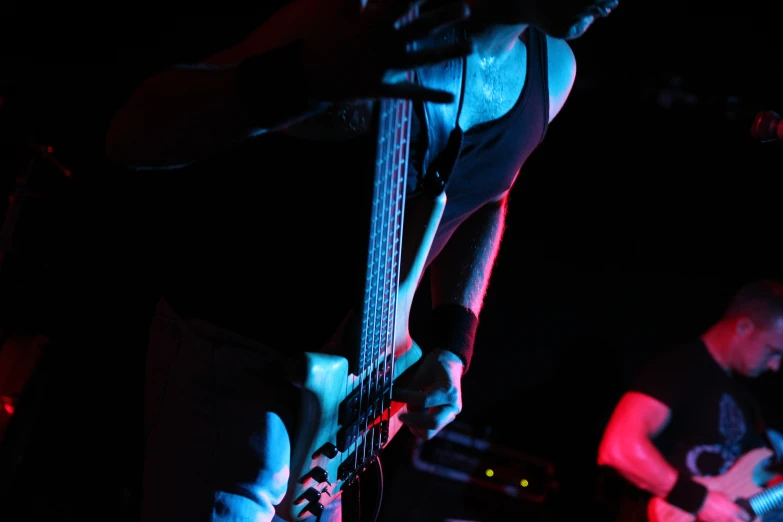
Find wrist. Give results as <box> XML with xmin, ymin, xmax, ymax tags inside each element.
<box><xmin>428</xmin><ymin>304</ymin><xmax>478</xmax><ymax>374</ymax></box>
<box><xmin>665</xmin><ymin>473</ymin><xmax>708</xmax><ymax>514</ymax></box>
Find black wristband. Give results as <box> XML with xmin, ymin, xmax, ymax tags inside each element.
<box><xmin>429</xmin><ymin>304</ymin><xmax>478</xmax><ymax>374</ymax></box>
<box><xmin>665</xmin><ymin>473</ymin><xmax>708</xmax><ymax>514</ymax></box>
<box><xmin>237</xmin><ymin>41</ymin><xmax>324</xmax><ymax>129</ymax></box>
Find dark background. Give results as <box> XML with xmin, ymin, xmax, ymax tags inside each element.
<box><xmin>2</xmin><ymin>2</ymin><xmax>783</xmax><ymax>521</ymax></box>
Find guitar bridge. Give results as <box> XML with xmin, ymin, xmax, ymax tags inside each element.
<box><xmin>337</xmin><ymin>419</ymin><xmax>390</xmax><ymax>483</ymax></box>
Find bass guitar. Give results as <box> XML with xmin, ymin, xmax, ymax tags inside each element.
<box><xmin>649</xmin><ymin>448</ymin><xmax>783</xmax><ymax>522</ymax></box>
<box><xmin>270</xmin><ymin>1</ymin><xmax>449</xmax><ymax>520</ymax></box>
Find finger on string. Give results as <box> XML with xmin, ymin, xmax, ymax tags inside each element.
<box><xmin>374</xmin><ymin>81</ymin><xmax>455</xmax><ymax>103</ymax></box>
<box><xmin>394</xmin><ymin>387</ymin><xmax>455</xmax><ymax>410</ymax></box>
<box><xmin>390</xmin><ymin>39</ymin><xmax>474</xmax><ymax>69</ymax></box>
<box><xmin>400</xmin><ymin>407</ymin><xmax>458</xmax><ymax>439</ymax></box>
<box><xmin>399</xmin><ymin>407</ymin><xmax>457</xmax><ymax>430</ymax></box>
<box><xmin>395</xmin><ymin>2</ymin><xmax>470</xmax><ymax>42</ymax></box>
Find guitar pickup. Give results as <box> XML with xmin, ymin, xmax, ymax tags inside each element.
<box><xmin>337</xmin><ymin>367</ymin><xmax>393</xmax><ymax>426</ymax></box>
<box><xmin>336</xmin><ymin>389</ymin><xmax>392</xmax><ymax>452</ymax></box>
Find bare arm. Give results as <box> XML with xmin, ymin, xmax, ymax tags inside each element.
<box><xmin>393</xmin><ymin>192</ymin><xmax>509</xmax><ymax>435</ymax></box>
<box><xmin>106</xmin><ymin>0</ymin><xmax>338</xmax><ymax>169</ymax></box>
<box><xmin>430</xmin><ymin>192</ymin><xmax>508</xmax><ymax>315</ymax></box>
<box><xmin>105</xmin><ymin>46</ymin><xmax>327</xmax><ymax>170</ymax></box>
<box><xmin>597</xmin><ymin>391</ymin><xmax>678</xmax><ymax>497</ymax></box>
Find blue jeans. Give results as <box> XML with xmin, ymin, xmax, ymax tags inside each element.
<box><xmin>142</xmin><ymin>299</ymin><xmax>342</xmax><ymax>522</ymax></box>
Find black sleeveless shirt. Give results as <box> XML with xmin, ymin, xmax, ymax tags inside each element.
<box><xmin>409</xmin><ymin>27</ymin><xmax>550</xmax><ymax>265</ymax></box>
<box><xmin>161</xmin><ymin>28</ymin><xmax>550</xmax><ymax>351</ymax></box>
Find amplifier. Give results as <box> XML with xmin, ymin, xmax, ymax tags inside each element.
<box><xmin>376</xmin><ymin>425</ymin><xmax>558</xmax><ymax>522</ymax></box>
<box><xmin>411</xmin><ymin>424</ymin><xmax>558</xmax><ymax>504</ymax></box>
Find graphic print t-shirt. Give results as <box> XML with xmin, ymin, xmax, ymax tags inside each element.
<box><xmin>630</xmin><ymin>341</ymin><xmax>765</xmax><ymax>478</ymax></box>
<box><xmin>606</xmin><ymin>341</ymin><xmax>771</xmax><ymax>522</ymax></box>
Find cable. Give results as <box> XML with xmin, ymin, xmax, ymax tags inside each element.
<box><xmin>348</xmin><ymin>455</ymin><xmax>384</xmax><ymax>522</ymax></box>
<box><xmin>371</xmin><ymin>456</ymin><xmax>384</xmax><ymax>522</ymax></box>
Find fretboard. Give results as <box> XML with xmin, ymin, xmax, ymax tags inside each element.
<box><xmin>355</xmin><ymin>4</ymin><xmax>416</xmax><ymax>378</ymax></box>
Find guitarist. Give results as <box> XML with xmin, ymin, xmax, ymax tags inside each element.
<box><xmin>598</xmin><ymin>280</ymin><xmax>783</xmax><ymax>522</ymax></box>
<box><xmin>106</xmin><ymin>0</ymin><xmax>620</xmax><ymax>521</ymax></box>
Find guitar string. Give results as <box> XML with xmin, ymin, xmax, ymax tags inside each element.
<box><xmin>354</xmin><ymin>106</ymin><xmax>382</xmax><ymax>479</ymax></box>
<box><xmin>361</xmin><ymin>97</ymin><xmax>391</xmax><ymax>472</ymax></box>
<box><xmin>356</xmin><ymin>0</ymin><xmax>385</xmax><ymax>474</ymax></box>
<box><xmin>378</xmin><ymin>98</ymin><xmax>399</xmax><ymax>455</ymax></box>
<box><xmin>371</xmin><ymin>2</ymin><xmax>417</xmax><ymax>466</ymax></box>
<box><xmin>380</xmin><ymin>95</ymin><xmax>399</xmax><ymax>455</ymax></box>
<box><xmin>360</xmin><ymin>100</ymin><xmax>382</xmax><ymax>478</ymax></box>
<box><xmin>382</xmin><ymin>82</ymin><xmax>409</xmax><ymax>455</ymax></box>
<box><xmin>372</xmin><ymin>96</ymin><xmax>395</xmax><ymax>462</ymax></box>
<box><xmin>376</xmin><ymin>100</ymin><xmax>395</xmax><ymax>458</ymax></box>
<box><xmin>372</xmin><ymin>100</ymin><xmax>392</xmax><ymax>460</ymax></box>
<box><xmin>380</xmin><ymin>3</ymin><xmax>417</xmax><ymax>456</ymax></box>
<box><xmin>386</xmin><ymin>91</ymin><xmax>411</xmax><ymax>440</ymax></box>
<box><xmin>376</xmin><ymin>96</ymin><xmax>399</xmax><ymax>458</ymax></box>
<box><xmin>363</xmin><ymin>105</ymin><xmax>382</xmax><ymax>468</ymax></box>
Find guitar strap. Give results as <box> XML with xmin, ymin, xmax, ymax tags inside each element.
<box><xmin>415</xmin><ymin>25</ymin><xmax>466</xmax><ymax>195</ymax></box>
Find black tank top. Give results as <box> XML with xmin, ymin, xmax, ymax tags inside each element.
<box><xmin>408</xmin><ymin>27</ymin><xmax>550</xmax><ymax>265</ymax></box>
<box><xmin>161</xmin><ymin>29</ymin><xmax>550</xmax><ymax>351</ymax></box>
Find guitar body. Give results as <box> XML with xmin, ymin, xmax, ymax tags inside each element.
<box><xmin>648</xmin><ymin>447</ymin><xmax>777</xmax><ymax>522</ymax></box>
<box><xmin>278</xmin><ymin>192</ymin><xmax>447</xmax><ymax>521</ymax></box>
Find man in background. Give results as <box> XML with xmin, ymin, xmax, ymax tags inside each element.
<box><xmin>598</xmin><ymin>280</ymin><xmax>783</xmax><ymax>522</ymax></box>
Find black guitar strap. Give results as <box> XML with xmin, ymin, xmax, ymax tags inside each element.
<box><xmin>414</xmin><ymin>25</ymin><xmax>466</xmax><ymax>196</ymax></box>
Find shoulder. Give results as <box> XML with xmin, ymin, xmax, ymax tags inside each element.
<box><xmin>626</xmin><ymin>347</ymin><xmax>692</xmax><ymax>410</ymax></box>
<box><xmin>633</xmin><ymin>343</ymin><xmax>703</xmax><ymax>385</ymax></box>
<box><xmin>543</xmin><ymin>35</ymin><xmax>577</xmax><ymax>123</ymax></box>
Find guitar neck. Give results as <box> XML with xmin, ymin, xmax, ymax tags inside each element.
<box><xmin>350</xmin><ymin>97</ymin><xmax>413</xmax><ymax>374</ymax></box>
<box><xmin>349</xmin><ymin>4</ymin><xmax>417</xmax><ymax>377</ymax></box>
<box><xmin>748</xmin><ymin>480</ymin><xmax>783</xmax><ymax>516</ymax></box>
